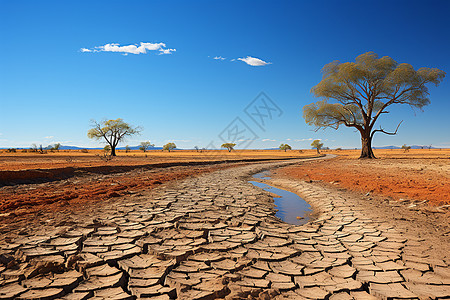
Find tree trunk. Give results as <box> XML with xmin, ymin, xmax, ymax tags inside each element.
<box><xmin>316</xmin><ymin>148</ymin><xmax>320</xmax><ymax>154</ymax></box>
<box><xmin>111</xmin><ymin>146</ymin><xmax>116</xmax><ymax>156</ymax></box>
<box><xmin>359</xmin><ymin>133</ymin><xmax>375</xmax><ymax>159</ymax></box>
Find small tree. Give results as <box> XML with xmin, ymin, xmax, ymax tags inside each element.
<box><xmin>194</xmin><ymin>146</ymin><xmax>200</xmax><ymax>152</ymax></box>
<box><xmin>139</xmin><ymin>141</ymin><xmax>154</xmax><ymax>152</ymax></box>
<box><xmin>279</xmin><ymin>144</ymin><xmax>292</xmax><ymax>152</ymax></box>
<box><xmin>104</xmin><ymin>145</ymin><xmax>111</xmax><ymax>154</ymax></box>
<box><xmin>402</xmin><ymin>144</ymin><xmax>411</xmax><ymax>152</ymax></box>
<box><xmin>125</xmin><ymin>145</ymin><xmax>131</xmax><ymax>153</ymax></box>
<box><xmin>163</xmin><ymin>142</ymin><xmax>176</xmax><ymax>152</ymax></box>
<box><xmin>87</xmin><ymin>118</ymin><xmax>141</xmax><ymax>156</ymax></box>
<box><xmin>303</xmin><ymin>52</ymin><xmax>445</xmax><ymax>159</ymax></box>
<box><xmin>47</xmin><ymin>143</ymin><xmax>61</xmax><ymax>151</ymax></box>
<box><xmin>221</xmin><ymin>143</ymin><xmax>236</xmax><ymax>152</ymax></box>
<box><xmin>311</xmin><ymin>140</ymin><xmax>323</xmax><ymax>154</ymax></box>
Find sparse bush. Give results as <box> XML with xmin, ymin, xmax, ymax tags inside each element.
<box><xmin>97</xmin><ymin>153</ymin><xmax>113</xmax><ymax>162</ymax></box>
<box><xmin>47</xmin><ymin>143</ymin><xmax>61</xmax><ymax>151</ymax></box>
<box><xmin>125</xmin><ymin>145</ymin><xmax>131</xmax><ymax>153</ymax></box>
<box><xmin>38</xmin><ymin>144</ymin><xmax>46</xmax><ymax>154</ymax></box>
<box><xmin>80</xmin><ymin>149</ymin><xmax>88</xmax><ymax>153</ymax></box>
<box><xmin>336</xmin><ymin>147</ymin><xmax>342</xmax><ymax>151</ymax></box>
<box><xmin>402</xmin><ymin>144</ymin><xmax>411</xmax><ymax>152</ymax></box>
<box><xmin>6</xmin><ymin>148</ymin><xmax>16</xmax><ymax>153</ymax></box>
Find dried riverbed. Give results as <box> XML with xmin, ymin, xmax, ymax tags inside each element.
<box><xmin>0</xmin><ymin>158</ymin><xmax>449</xmax><ymax>299</ymax></box>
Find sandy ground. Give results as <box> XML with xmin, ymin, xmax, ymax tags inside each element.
<box><xmin>276</xmin><ymin>155</ymin><xmax>450</xmax><ymax>206</ymax></box>
<box><xmin>0</xmin><ymin>150</ymin><xmax>316</xmax><ymax>171</ymax></box>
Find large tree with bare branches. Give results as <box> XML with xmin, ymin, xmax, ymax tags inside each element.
<box><xmin>303</xmin><ymin>52</ymin><xmax>445</xmax><ymax>158</ymax></box>
<box><xmin>88</xmin><ymin>119</ymin><xmax>141</xmax><ymax>156</ymax></box>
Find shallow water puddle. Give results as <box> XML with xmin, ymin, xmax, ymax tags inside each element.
<box><xmin>250</xmin><ymin>171</ymin><xmax>311</xmax><ymax>225</ymax></box>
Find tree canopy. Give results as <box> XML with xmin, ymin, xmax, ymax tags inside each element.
<box><xmin>279</xmin><ymin>144</ymin><xmax>292</xmax><ymax>152</ymax></box>
<box><xmin>311</xmin><ymin>140</ymin><xmax>323</xmax><ymax>154</ymax></box>
<box><xmin>163</xmin><ymin>142</ymin><xmax>176</xmax><ymax>152</ymax></box>
<box><xmin>87</xmin><ymin>118</ymin><xmax>141</xmax><ymax>156</ymax></box>
<box><xmin>221</xmin><ymin>143</ymin><xmax>236</xmax><ymax>152</ymax></box>
<box><xmin>139</xmin><ymin>141</ymin><xmax>154</xmax><ymax>152</ymax></box>
<box><xmin>303</xmin><ymin>52</ymin><xmax>445</xmax><ymax>158</ymax></box>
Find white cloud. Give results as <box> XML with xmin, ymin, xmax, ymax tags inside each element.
<box><xmin>237</xmin><ymin>56</ymin><xmax>271</xmax><ymax>66</ymax></box>
<box><xmin>213</xmin><ymin>56</ymin><xmax>226</xmax><ymax>60</ymax></box>
<box><xmin>166</xmin><ymin>139</ymin><xmax>191</xmax><ymax>143</ymax></box>
<box><xmin>44</xmin><ymin>136</ymin><xmax>54</xmax><ymax>139</ymax></box>
<box><xmin>159</xmin><ymin>48</ymin><xmax>176</xmax><ymax>55</ymax></box>
<box><xmin>294</xmin><ymin>138</ymin><xmax>314</xmax><ymax>142</ymax></box>
<box><xmin>286</xmin><ymin>138</ymin><xmax>291</xmax><ymax>141</ymax></box>
<box><xmin>262</xmin><ymin>139</ymin><xmax>276</xmax><ymax>142</ymax></box>
<box><xmin>81</xmin><ymin>42</ymin><xmax>176</xmax><ymax>55</ymax></box>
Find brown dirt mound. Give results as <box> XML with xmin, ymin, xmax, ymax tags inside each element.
<box><xmin>276</xmin><ymin>157</ymin><xmax>450</xmax><ymax>206</ymax></box>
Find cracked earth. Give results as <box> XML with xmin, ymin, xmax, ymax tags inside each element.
<box><xmin>0</xmin><ymin>158</ymin><xmax>449</xmax><ymax>299</ymax></box>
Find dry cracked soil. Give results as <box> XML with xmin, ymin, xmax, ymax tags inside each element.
<box><xmin>0</xmin><ymin>157</ymin><xmax>449</xmax><ymax>299</ymax></box>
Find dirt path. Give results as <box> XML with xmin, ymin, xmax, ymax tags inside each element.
<box><xmin>0</xmin><ymin>158</ymin><xmax>449</xmax><ymax>299</ymax></box>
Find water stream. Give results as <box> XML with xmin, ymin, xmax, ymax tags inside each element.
<box><xmin>249</xmin><ymin>171</ymin><xmax>312</xmax><ymax>225</ymax></box>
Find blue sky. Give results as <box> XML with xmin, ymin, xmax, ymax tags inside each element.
<box><xmin>1</xmin><ymin>0</ymin><xmax>449</xmax><ymax>149</ymax></box>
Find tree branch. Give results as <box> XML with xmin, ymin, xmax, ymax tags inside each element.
<box><xmin>370</xmin><ymin>120</ymin><xmax>403</xmax><ymax>139</ymax></box>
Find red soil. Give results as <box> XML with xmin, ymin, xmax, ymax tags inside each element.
<box><xmin>276</xmin><ymin>158</ymin><xmax>450</xmax><ymax>206</ymax></box>
<box><xmin>0</xmin><ymin>164</ymin><xmax>235</xmax><ymax>220</ymax></box>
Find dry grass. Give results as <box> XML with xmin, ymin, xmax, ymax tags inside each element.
<box><xmin>329</xmin><ymin>148</ymin><xmax>450</xmax><ymax>159</ymax></box>
<box><xmin>0</xmin><ymin>149</ymin><xmax>320</xmax><ymax>171</ymax></box>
